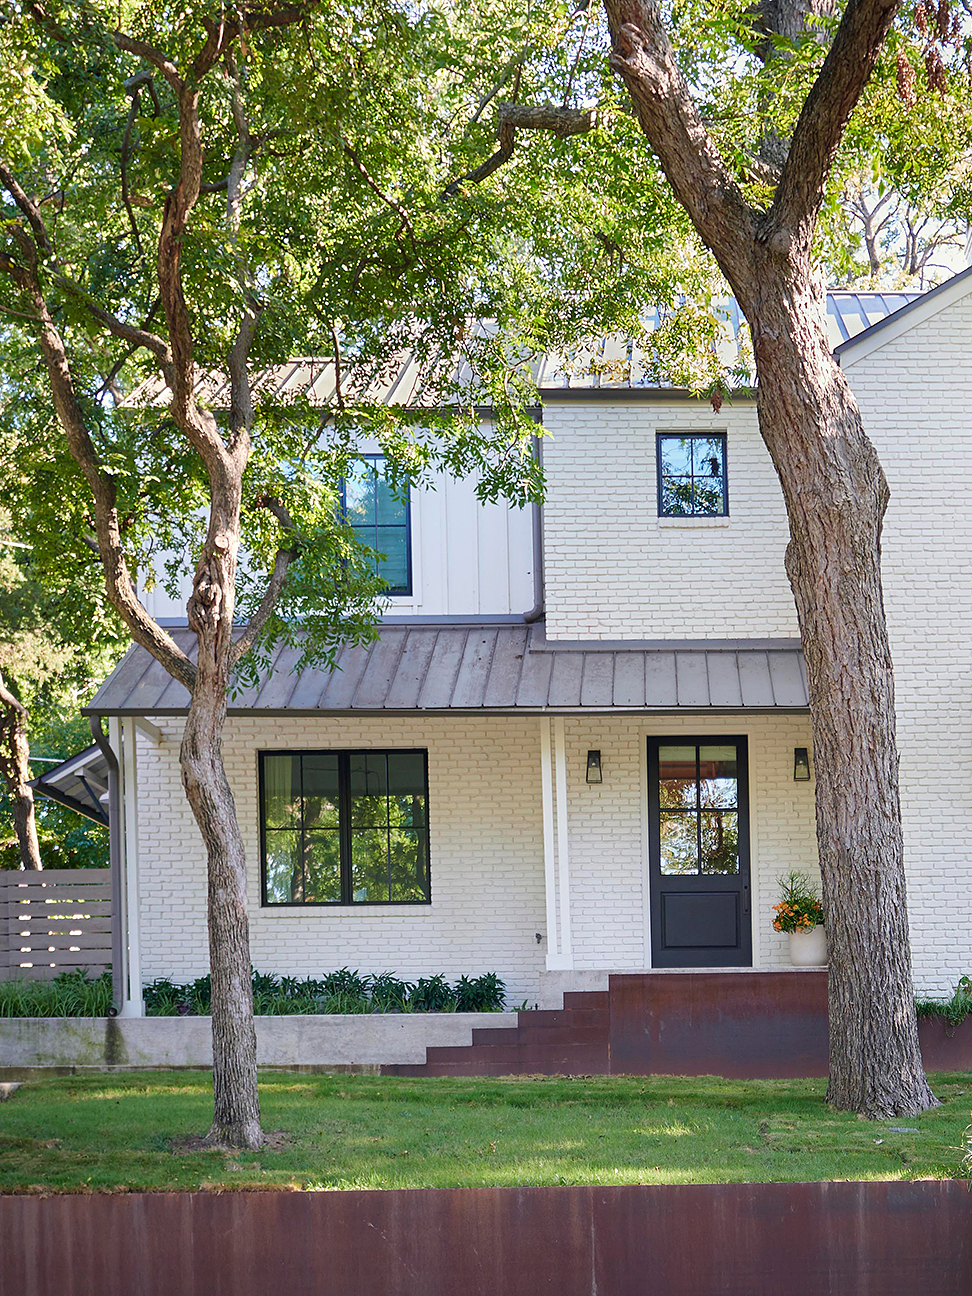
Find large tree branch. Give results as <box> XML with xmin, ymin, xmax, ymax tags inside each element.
<box><xmin>0</xmin><ymin>158</ymin><xmax>173</xmax><ymax>380</ymax></box>
<box><xmin>604</xmin><ymin>0</ymin><xmax>758</xmax><ymax>303</ymax></box>
<box><xmin>230</xmin><ymin>495</ymin><xmax>300</xmax><ymax>665</ymax></box>
<box><xmin>3</xmin><ymin>241</ymin><xmax>195</xmax><ymax>690</ymax></box>
<box><xmin>770</xmin><ymin>0</ymin><xmax>901</xmax><ymax>238</ymax></box>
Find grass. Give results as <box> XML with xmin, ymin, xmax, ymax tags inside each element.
<box><xmin>0</xmin><ymin>1071</ymin><xmax>969</xmax><ymax>1194</ymax></box>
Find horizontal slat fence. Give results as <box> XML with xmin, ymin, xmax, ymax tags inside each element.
<box><xmin>0</xmin><ymin>870</ymin><xmax>111</xmax><ymax>980</ymax></box>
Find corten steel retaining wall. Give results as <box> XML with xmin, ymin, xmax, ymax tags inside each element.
<box><xmin>2</xmin><ymin>1181</ymin><xmax>971</xmax><ymax>1296</ymax></box>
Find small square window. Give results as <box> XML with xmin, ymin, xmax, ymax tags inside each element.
<box><xmin>656</xmin><ymin>434</ymin><xmax>728</xmax><ymax>517</ymax></box>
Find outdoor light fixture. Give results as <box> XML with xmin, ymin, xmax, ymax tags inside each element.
<box><xmin>586</xmin><ymin>750</ymin><xmax>603</xmax><ymax>784</ymax></box>
<box><xmin>793</xmin><ymin>748</ymin><xmax>811</xmax><ymax>782</ymax></box>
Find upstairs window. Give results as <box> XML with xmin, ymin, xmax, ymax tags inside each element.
<box><xmin>261</xmin><ymin>750</ymin><xmax>431</xmax><ymax>905</ymax></box>
<box><xmin>657</xmin><ymin>434</ymin><xmax>728</xmax><ymax>517</ymax></box>
<box><xmin>341</xmin><ymin>455</ymin><xmax>411</xmax><ymax>594</ymax></box>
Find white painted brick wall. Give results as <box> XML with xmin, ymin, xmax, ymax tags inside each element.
<box><xmin>541</xmin><ymin>400</ymin><xmax>798</xmax><ymax>641</ymax></box>
<box><xmin>845</xmin><ymin>295</ymin><xmax>972</xmax><ymax>998</ymax></box>
<box><xmin>558</xmin><ymin>714</ymin><xmax>817</xmax><ymax>972</ymax></box>
<box><xmin>134</xmin><ymin>712</ymin><xmax>817</xmax><ymax>1001</ymax></box>
<box><xmin>135</xmin><ymin>715</ymin><xmax>547</xmax><ymax>1006</ymax></box>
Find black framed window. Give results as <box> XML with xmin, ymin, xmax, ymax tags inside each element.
<box><xmin>657</xmin><ymin>434</ymin><xmax>728</xmax><ymax>516</ymax></box>
<box><xmin>260</xmin><ymin>750</ymin><xmax>430</xmax><ymax>905</ymax></box>
<box><xmin>341</xmin><ymin>455</ymin><xmax>412</xmax><ymax>594</ymax></box>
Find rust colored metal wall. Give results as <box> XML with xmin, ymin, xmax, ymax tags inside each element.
<box><xmin>609</xmin><ymin>971</ymin><xmax>830</xmax><ymax>1078</ymax></box>
<box><xmin>2</xmin><ymin>1180</ymin><xmax>970</xmax><ymax>1296</ymax></box>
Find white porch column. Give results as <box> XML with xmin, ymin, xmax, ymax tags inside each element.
<box><xmin>540</xmin><ymin>718</ymin><xmax>561</xmax><ymax>965</ymax></box>
<box><xmin>117</xmin><ymin>718</ymin><xmax>144</xmax><ymax>1017</ymax></box>
<box><xmin>553</xmin><ymin>717</ymin><xmax>573</xmax><ymax>965</ymax></box>
<box><xmin>541</xmin><ymin>716</ymin><xmax>573</xmax><ymax>970</ymax></box>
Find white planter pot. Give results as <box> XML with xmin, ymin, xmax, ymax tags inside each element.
<box><xmin>788</xmin><ymin>925</ymin><xmax>827</xmax><ymax>967</ymax></box>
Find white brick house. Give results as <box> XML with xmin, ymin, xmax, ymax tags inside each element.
<box><xmin>39</xmin><ymin>271</ymin><xmax>972</xmax><ymax>1012</ymax></box>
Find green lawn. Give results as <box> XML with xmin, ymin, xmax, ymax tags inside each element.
<box><xmin>0</xmin><ymin>1071</ymin><xmax>969</xmax><ymax>1193</ymax></box>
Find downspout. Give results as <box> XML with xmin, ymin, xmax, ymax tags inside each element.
<box><xmin>90</xmin><ymin>716</ymin><xmax>122</xmax><ymax>1015</ymax></box>
<box><xmin>523</xmin><ymin>430</ymin><xmax>545</xmax><ymax>624</ymax></box>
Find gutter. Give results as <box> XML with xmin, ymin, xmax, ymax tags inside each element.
<box><xmin>523</xmin><ymin>431</ymin><xmax>545</xmax><ymax>624</ymax></box>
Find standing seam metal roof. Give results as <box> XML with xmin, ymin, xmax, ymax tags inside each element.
<box><xmin>84</xmin><ymin>623</ymin><xmax>809</xmax><ymax>715</ymax></box>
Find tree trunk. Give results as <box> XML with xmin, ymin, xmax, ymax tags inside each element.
<box><xmin>180</xmin><ymin>514</ymin><xmax>263</xmax><ymax>1149</ymax></box>
<box><xmin>749</xmin><ymin>253</ymin><xmax>937</xmax><ymax>1117</ymax></box>
<box><xmin>0</xmin><ymin>671</ymin><xmax>43</xmax><ymax>870</ymax></box>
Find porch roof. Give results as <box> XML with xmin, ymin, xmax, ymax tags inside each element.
<box><xmin>29</xmin><ymin>744</ymin><xmax>110</xmax><ymax>825</ymax></box>
<box><xmin>85</xmin><ymin>622</ymin><xmax>809</xmax><ymax>716</ymax></box>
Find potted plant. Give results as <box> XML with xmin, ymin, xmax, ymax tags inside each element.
<box><xmin>772</xmin><ymin>871</ymin><xmax>826</xmax><ymax>966</ymax></box>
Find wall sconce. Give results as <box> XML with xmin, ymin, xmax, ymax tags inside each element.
<box><xmin>793</xmin><ymin>748</ymin><xmax>811</xmax><ymax>782</ymax></box>
<box><xmin>586</xmin><ymin>750</ymin><xmax>603</xmax><ymax>784</ymax></box>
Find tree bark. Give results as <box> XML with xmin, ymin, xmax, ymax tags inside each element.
<box><xmin>600</xmin><ymin>0</ymin><xmax>936</xmax><ymax>1114</ymax></box>
<box><xmin>0</xmin><ymin>671</ymin><xmax>42</xmax><ymax>870</ymax></box>
<box><xmin>748</xmin><ymin>255</ymin><xmax>936</xmax><ymax>1116</ymax></box>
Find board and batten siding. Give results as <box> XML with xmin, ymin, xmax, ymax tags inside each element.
<box><xmin>139</xmin><ymin>460</ymin><xmax>536</xmax><ymax>622</ymax></box>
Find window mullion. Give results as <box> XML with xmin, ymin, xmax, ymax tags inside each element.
<box><xmin>695</xmin><ymin>745</ymin><xmax>703</xmax><ymax>876</ymax></box>
<box><xmin>339</xmin><ymin>753</ymin><xmax>353</xmax><ymax>904</ymax></box>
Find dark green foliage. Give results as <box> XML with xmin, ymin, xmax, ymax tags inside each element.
<box><xmin>455</xmin><ymin>973</ymin><xmax>506</xmax><ymax>1013</ymax></box>
<box><xmin>410</xmin><ymin>974</ymin><xmax>456</xmax><ymax>1013</ymax></box>
<box><xmin>2</xmin><ymin>968</ymin><xmax>505</xmax><ymax>1016</ymax></box>
<box><xmin>0</xmin><ymin>969</ymin><xmax>112</xmax><ymax>1017</ymax></box>
<box><xmin>915</xmin><ymin>976</ymin><xmax>972</xmax><ymax>1029</ymax></box>
<box><xmin>369</xmin><ymin>972</ymin><xmax>414</xmax><ymax>1013</ymax></box>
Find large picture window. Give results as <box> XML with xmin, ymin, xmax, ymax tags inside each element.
<box><xmin>341</xmin><ymin>455</ymin><xmax>411</xmax><ymax>594</ymax></box>
<box><xmin>656</xmin><ymin>433</ymin><xmax>728</xmax><ymax>516</ymax></box>
<box><xmin>260</xmin><ymin>750</ymin><xmax>430</xmax><ymax>905</ymax></box>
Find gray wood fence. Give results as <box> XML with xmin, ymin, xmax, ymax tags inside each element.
<box><xmin>0</xmin><ymin>869</ymin><xmax>111</xmax><ymax>980</ymax></box>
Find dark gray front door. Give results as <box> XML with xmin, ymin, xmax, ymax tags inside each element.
<box><xmin>648</xmin><ymin>736</ymin><xmax>752</xmax><ymax>967</ymax></box>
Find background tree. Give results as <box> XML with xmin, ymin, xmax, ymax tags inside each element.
<box><xmin>0</xmin><ymin>496</ymin><xmax>123</xmax><ymax>871</ymax></box>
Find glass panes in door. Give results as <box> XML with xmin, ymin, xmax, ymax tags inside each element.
<box><xmin>658</xmin><ymin>743</ymin><xmax>739</xmax><ymax>875</ymax></box>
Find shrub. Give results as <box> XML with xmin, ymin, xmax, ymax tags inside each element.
<box><xmin>410</xmin><ymin>974</ymin><xmax>456</xmax><ymax>1013</ymax></box>
<box><xmin>915</xmin><ymin>975</ymin><xmax>972</xmax><ymax>1029</ymax></box>
<box><xmin>369</xmin><ymin>972</ymin><xmax>414</xmax><ymax>1012</ymax></box>
<box><xmin>455</xmin><ymin>972</ymin><xmax>506</xmax><ymax>1012</ymax></box>
<box><xmin>0</xmin><ymin>967</ymin><xmax>507</xmax><ymax>1016</ymax></box>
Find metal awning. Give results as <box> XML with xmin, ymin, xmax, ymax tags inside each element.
<box><xmin>29</xmin><ymin>744</ymin><xmax>110</xmax><ymax>825</ymax></box>
<box><xmin>84</xmin><ymin>622</ymin><xmax>809</xmax><ymax>716</ymax></box>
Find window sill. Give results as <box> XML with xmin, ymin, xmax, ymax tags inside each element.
<box><xmin>256</xmin><ymin>903</ymin><xmax>433</xmax><ymax>916</ymax></box>
<box><xmin>657</xmin><ymin>516</ymin><xmax>731</xmax><ymax>528</ymax></box>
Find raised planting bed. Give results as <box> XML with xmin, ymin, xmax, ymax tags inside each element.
<box><xmin>0</xmin><ymin>1012</ymin><xmax>518</xmax><ymax>1074</ymax></box>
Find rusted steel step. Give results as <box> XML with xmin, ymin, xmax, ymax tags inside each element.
<box><xmin>562</xmin><ymin>991</ymin><xmax>609</xmax><ymax>1010</ymax></box>
<box><xmin>515</xmin><ymin>1008</ymin><xmax>610</xmax><ymax>1030</ymax></box>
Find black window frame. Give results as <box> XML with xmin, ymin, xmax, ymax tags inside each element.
<box><xmin>340</xmin><ymin>453</ymin><xmax>413</xmax><ymax>596</ymax></box>
<box><xmin>656</xmin><ymin>432</ymin><xmax>729</xmax><ymax>518</ymax></box>
<box><xmin>259</xmin><ymin>748</ymin><xmax>432</xmax><ymax>907</ymax></box>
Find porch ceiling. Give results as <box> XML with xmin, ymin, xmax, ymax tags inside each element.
<box><xmin>84</xmin><ymin>622</ymin><xmax>809</xmax><ymax>716</ymax></box>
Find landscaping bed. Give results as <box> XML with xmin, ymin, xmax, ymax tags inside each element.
<box><xmin>0</xmin><ymin>969</ymin><xmax>508</xmax><ymax>1018</ymax></box>
<box><xmin>0</xmin><ymin>1071</ymin><xmax>968</xmax><ymax>1194</ymax></box>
